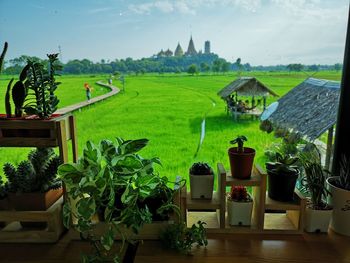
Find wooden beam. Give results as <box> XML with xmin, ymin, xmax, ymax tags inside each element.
<box><xmin>333</xmin><ymin>6</ymin><xmax>350</xmax><ymax>175</ymax></box>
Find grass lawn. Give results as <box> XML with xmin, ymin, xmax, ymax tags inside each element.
<box><xmin>0</xmin><ymin>71</ymin><xmax>342</xmax><ymax>185</ymax></box>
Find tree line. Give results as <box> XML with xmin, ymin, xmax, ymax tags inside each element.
<box><xmin>3</xmin><ymin>54</ymin><xmax>343</xmax><ymax>75</ymax></box>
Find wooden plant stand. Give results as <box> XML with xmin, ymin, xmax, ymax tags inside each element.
<box><xmin>0</xmin><ymin>197</ymin><xmax>64</xmax><ymax>243</ymax></box>
<box><xmin>185</xmin><ymin>163</ymin><xmax>306</xmax><ymax>234</ymax></box>
<box><xmin>0</xmin><ymin>114</ymin><xmax>78</xmax><ymax>163</ymax></box>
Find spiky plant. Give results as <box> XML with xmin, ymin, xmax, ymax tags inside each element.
<box><xmin>189</xmin><ymin>162</ymin><xmax>213</xmax><ymax>175</ymax></box>
<box><xmin>0</xmin><ymin>176</ymin><xmax>8</xmax><ymax>200</ymax></box>
<box><xmin>3</xmin><ymin>148</ymin><xmax>62</xmax><ymax>193</ymax></box>
<box><xmin>228</xmin><ymin>186</ymin><xmax>252</xmax><ymax>202</ymax></box>
<box><xmin>23</xmin><ymin>54</ymin><xmax>61</xmax><ymax>119</ymax></box>
<box><xmin>339</xmin><ymin>155</ymin><xmax>350</xmax><ymax>191</ymax></box>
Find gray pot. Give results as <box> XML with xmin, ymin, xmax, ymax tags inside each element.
<box><xmin>326</xmin><ymin>176</ymin><xmax>350</xmax><ymax>236</ymax></box>
<box><xmin>190</xmin><ymin>173</ymin><xmax>214</xmax><ymax>200</ymax></box>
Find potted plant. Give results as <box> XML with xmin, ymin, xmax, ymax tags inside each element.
<box><xmin>326</xmin><ymin>155</ymin><xmax>350</xmax><ymax>236</ymax></box>
<box><xmin>3</xmin><ymin>147</ymin><xmax>62</xmax><ymax>211</ymax></box>
<box><xmin>160</xmin><ymin>220</ymin><xmax>207</xmax><ymax>254</ymax></box>
<box><xmin>299</xmin><ymin>144</ymin><xmax>332</xmax><ymax>233</ymax></box>
<box><xmin>2</xmin><ymin>53</ymin><xmax>61</xmax><ymax>120</ymax></box>
<box><xmin>0</xmin><ymin>177</ymin><xmax>9</xmax><ymax>228</ymax></box>
<box><xmin>59</xmin><ymin>138</ymin><xmax>181</xmax><ymax>262</ymax></box>
<box><xmin>227</xmin><ymin>186</ymin><xmax>253</xmax><ymax>226</ymax></box>
<box><xmin>266</xmin><ymin>152</ymin><xmax>299</xmax><ymax>202</ymax></box>
<box><xmin>189</xmin><ymin>162</ymin><xmax>214</xmax><ymax>199</ymax></box>
<box><xmin>228</xmin><ymin>135</ymin><xmax>255</xmax><ymax>179</ymax></box>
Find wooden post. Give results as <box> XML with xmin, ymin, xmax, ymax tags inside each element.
<box><xmin>69</xmin><ymin>115</ymin><xmax>78</xmax><ymax>163</ymax></box>
<box><xmin>325</xmin><ymin>126</ymin><xmax>334</xmax><ymax>170</ymax></box>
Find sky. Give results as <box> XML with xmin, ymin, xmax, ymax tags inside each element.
<box><xmin>0</xmin><ymin>0</ymin><xmax>349</xmax><ymax>65</ymax></box>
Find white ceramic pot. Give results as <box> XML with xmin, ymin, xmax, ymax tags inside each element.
<box><xmin>227</xmin><ymin>197</ymin><xmax>253</xmax><ymax>226</ymax></box>
<box><xmin>190</xmin><ymin>173</ymin><xmax>214</xmax><ymax>200</ymax></box>
<box><xmin>327</xmin><ymin>177</ymin><xmax>350</xmax><ymax>236</ymax></box>
<box><xmin>304</xmin><ymin>206</ymin><xmax>332</xmax><ymax>233</ymax></box>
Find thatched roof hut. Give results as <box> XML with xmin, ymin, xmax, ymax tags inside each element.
<box><xmin>217</xmin><ymin>77</ymin><xmax>278</xmax><ymax>99</ymax></box>
<box><xmin>268</xmin><ymin>78</ymin><xmax>340</xmax><ymax>141</ymax></box>
<box><xmin>266</xmin><ymin>77</ymin><xmax>340</xmax><ymax>169</ymax></box>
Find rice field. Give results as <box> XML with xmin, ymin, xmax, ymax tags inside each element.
<box><xmin>0</xmin><ymin>71</ymin><xmax>342</xmax><ymax>183</ymax></box>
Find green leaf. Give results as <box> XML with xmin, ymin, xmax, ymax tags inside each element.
<box><xmin>121</xmin><ymin>138</ymin><xmax>148</xmax><ymax>154</ymax></box>
<box><xmin>62</xmin><ymin>202</ymin><xmax>72</xmax><ymax>228</ymax></box>
<box><xmin>101</xmin><ymin>228</ymin><xmax>115</xmax><ymax>250</ymax></box>
<box><xmin>76</xmin><ymin>197</ymin><xmax>96</xmax><ymax>220</ymax></box>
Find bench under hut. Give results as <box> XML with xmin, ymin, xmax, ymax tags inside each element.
<box><xmin>217</xmin><ymin>77</ymin><xmax>278</xmax><ymax>119</ymax></box>
<box><xmin>262</xmin><ymin>77</ymin><xmax>340</xmax><ymax>170</ymax></box>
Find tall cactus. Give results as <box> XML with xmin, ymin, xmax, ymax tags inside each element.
<box><xmin>1</xmin><ymin>42</ymin><xmax>11</xmax><ymax>117</ymax></box>
<box><xmin>11</xmin><ymin>64</ymin><xmax>29</xmax><ymax>117</ymax></box>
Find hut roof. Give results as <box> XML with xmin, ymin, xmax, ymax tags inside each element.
<box><xmin>217</xmin><ymin>77</ymin><xmax>278</xmax><ymax>98</ymax></box>
<box><xmin>268</xmin><ymin>78</ymin><xmax>340</xmax><ymax>140</ymax></box>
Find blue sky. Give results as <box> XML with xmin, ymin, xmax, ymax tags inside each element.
<box><xmin>0</xmin><ymin>0</ymin><xmax>348</xmax><ymax>65</ymax></box>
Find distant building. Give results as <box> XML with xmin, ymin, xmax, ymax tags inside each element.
<box><xmin>185</xmin><ymin>36</ymin><xmax>197</xmax><ymax>56</ymax></box>
<box><xmin>174</xmin><ymin>43</ymin><xmax>183</xmax><ymax>56</ymax></box>
<box><xmin>156</xmin><ymin>36</ymin><xmax>211</xmax><ymax>58</ymax></box>
<box><xmin>204</xmin><ymin>41</ymin><xmax>210</xmax><ymax>54</ymax></box>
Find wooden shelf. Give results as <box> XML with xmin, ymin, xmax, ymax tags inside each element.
<box><xmin>265</xmin><ymin>194</ymin><xmax>302</xmax><ymax>211</ymax></box>
<box><xmin>225</xmin><ymin>172</ymin><xmax>262</xmax><ymax>186</ymax></box>
<box><xmin>0</xmin><ymin>197</ymin><xmax>65</xmax><ymax>243</ymax></box>
<box><xmin>186</xmin><ymin>192</ymin><xmax>220</xmax><ymax>210</ymax></box>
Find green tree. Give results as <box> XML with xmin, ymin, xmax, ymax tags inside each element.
<box><xmin>187</xmin><ymin>64</ymin><xmax>198</xmax><ymax>75</ymax></box>
<box><xmin>200</xmin><ymin>62</ymin><xmax>210</xmax><ymax>72</ymax></box>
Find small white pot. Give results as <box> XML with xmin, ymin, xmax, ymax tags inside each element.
<box><xmin>190</xmin><ymin>173</ymin><xmax>214</xmax><ymax>200</ymax></box>
<box><xmin>304</xmin><ymin>206</ymin><xmax>332</xmax><ymax>233</ymax></box>
<box><xmin>327</xmin><ymin>177</ymin><xmax>350</xmax><ymax>236</ymax></box>
<box><xmin>227</xmin><ymin>197</ymin><xmax>253</xmax><ymax>226</ymax></box>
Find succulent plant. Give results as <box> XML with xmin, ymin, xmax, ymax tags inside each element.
<box><xmin>3</xmin><ymin>148</ymin><xmax>62</xmax><ymax>193</ymax></box>
<box><xmin>230</xmin><ymin>135</ymin><xmax>247</xmax><ymax>153</ymax></box>
<box><xmin>228</xmin><ymin>186</ymin><xmax>252</xmax><ymax>202</ymax></box>
<box><xmin>23</xmin><ymin>54</ymin><xmax>61</xmax><ymax>119</ymax></box>
<box><xmin>338</xmin><ymin>155</ymin><xmax>350</xmax><ymax>191</ymax></box>
<box><xmin>266</xmin><ymin>152</ymin><xmax>299</xmax><ymax>176</ymax></box>
<box><xmin>189</xmin><ymin>162</ymin><xmax>213</xmax><ymax>175</ymax></box>
<box><xmin>0</xmin><ymin>176</ymin><xmax>8</xmax><ymax>200</ymax></box>
<box><xmin>0</xmin><ymin>42</ymin><xmax>7</xmax><ymax>74</ymax></box>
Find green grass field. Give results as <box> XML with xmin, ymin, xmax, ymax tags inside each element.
<box><xmin>0</xmin><ymin>71</ymin><xmax>342</xmax><ymax>183</ymax></box>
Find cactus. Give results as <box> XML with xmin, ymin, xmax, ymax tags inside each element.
<box><xmin>228</xmin><ymin>186</ymin><xmax>251</xmax><ymax>202</ymax></box>
<box><xmin>189</xmin><ymin>162</ymin><xmax>213</xmax><ymax>175</ymax></box>
<box><xmin>3</xmin><ymin>148</ymin><xmax>62</xmax><ymax>193</ymax></box>
<box><xmin>23</xmin><ymin>54</ymin><xmax>61</xmax><ymax>119</ymax></box>
<box><xmin>0</xmin><ymin>42</ymin><xmax>8</xmax><ymax>74</ymax></box>
<box><xmin>11</xmin><ymin>80</ymin><xmax>26</xmax><ymax>117</ymax></box>
<box><xmin>5</xmin><ymin>78</ymin><xmax>13</xmax><ymax>117</ymax></box>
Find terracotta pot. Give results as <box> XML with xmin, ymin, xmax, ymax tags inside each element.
<box><xmin>228</xmin><ymin>147</ymin><xmax>255</xmax><ymax>179</ymax></box>
<box><xmin>267</xmin><ymin>169</ymin><xmax>298</xmax><ymax>202</ymax></box>
<box><xmin>304</xmin><ymin>206</ymin><xmax>332</xmax><ymax>233</ymax></box>
<box><xmin>327</xmin><ymin>177</ymin><xmax>350</xmax><ymax>236</ymax></box>
<box><xmin>190</xmin><ymin>173</ymin><xmax>214</xmax><ymax>200</ymax></box>
<box><xmin>8</xmin><ymin>188</ymin><xmax>63</xmax><ymax>211</ymax></box>
<box><xmin>227</xmin><ymin>196</ymin><xmax>253</xmax><ymax>226</ymax></box>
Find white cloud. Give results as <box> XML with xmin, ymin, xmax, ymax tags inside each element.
<box><xmin>128</xmin><ymin>0</ymin><xmax>262</xmax><ymax>15</ymax></box>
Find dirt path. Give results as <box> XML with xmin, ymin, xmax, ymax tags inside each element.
<box><xmin>55</xmin><ymin>81</ymin><xmax>120</xmax><ymax>115</ymax></box>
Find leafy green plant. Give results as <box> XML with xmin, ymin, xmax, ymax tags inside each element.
<box><xmin>299</xmin><ymin>144</ymin><xmax>331</xmax><ymax>209</ymax></box>
<box><xmin>230</xmin><ymin>135</ymin><xmax>247</xmax><ymax>153</ymax></box>
<box><xmin>160</xmin><ymin>220</ymin><xmax>207</xmax><ymax>255</ymax></box>
<box><xmin>189</xmin><ymin>162</ymin><xmax>213</xmax><ymax>175</ymax></box>
<box><xmin>23</xmin><ymin>54</ymin><xmax>61</xmax><ymax>118</ymax></box>
<box><xmin>227</xmin><ymin>186</ymin><xmax>252</xmax><ymax>202</ymax></box>
<box><xmin>58</xmin><ymin>138</ymin><xmax>180</xmax><ymax>262</ymax></box>
<box><xmin>3</xmin><ymin>148</ymin><xmax>61</xmax><ymax>193</ymax></box>
<box><xmin>337</xmin><ymin>155</ymin><xmax>350</xmax><ymax>191</ymax></box>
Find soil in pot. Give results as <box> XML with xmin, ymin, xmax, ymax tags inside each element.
<box><xmin>228</xmin><ymin>147</ymin><xmax>255</xmax><ymax>179</ymax></box>
<box><xmin>267</xmin><ymin>170</ymin><xmax>298</xmax><ymax>202</ymax></box>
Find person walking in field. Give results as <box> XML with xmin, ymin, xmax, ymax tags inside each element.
<box><xmin>84</xmin><ymin>83</ymin><xmax>93</xmax><ymax>101</ymax></box>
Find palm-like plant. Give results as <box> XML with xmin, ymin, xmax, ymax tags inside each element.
<box><xmin>230</xmin><ymin>135</ymin><xmax>247</xmax><ymax>153</ymax></box>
